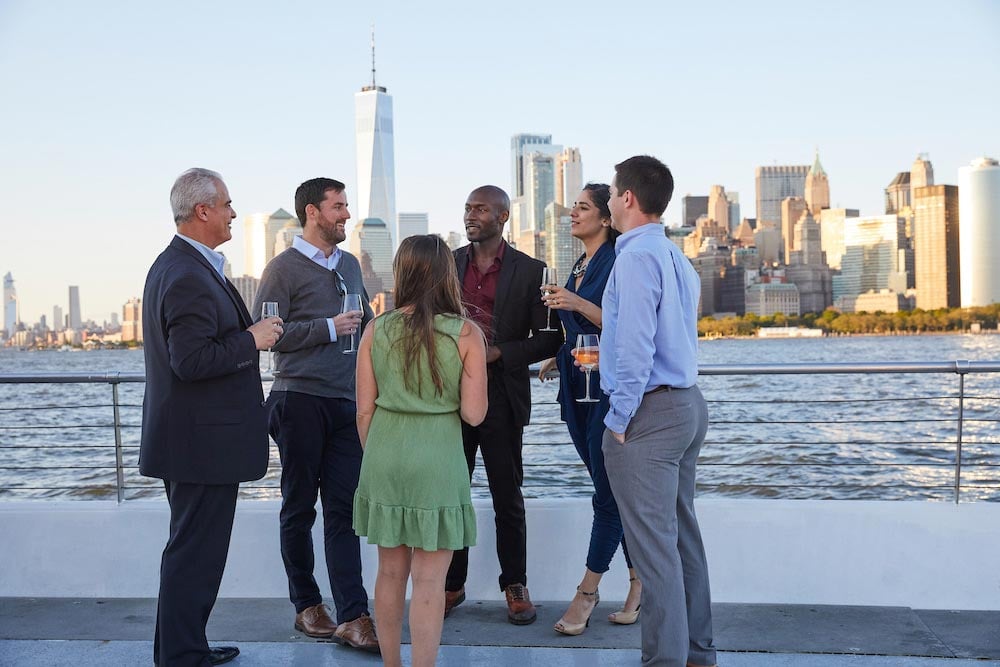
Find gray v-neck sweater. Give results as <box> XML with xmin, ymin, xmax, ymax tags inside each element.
<box><xmin>253</xmin><ymin>248</ymin><xmax>372</xmax><ymax>399</ymax></box>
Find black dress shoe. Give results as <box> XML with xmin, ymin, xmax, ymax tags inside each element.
<box><xmin>208</xmin><ymin>646</ymin><xmax>240</xmax><ymax>665</ymax></box>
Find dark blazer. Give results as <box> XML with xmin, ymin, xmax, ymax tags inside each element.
<box><xmin>139</xmin><ymin>236</ymin><xmax>269</xmax><ymax>484</ymax></box>
<box><xmin>454</xmin><ymin>243</ymin><xmax>563</xmax><ymax>426</ymax></box>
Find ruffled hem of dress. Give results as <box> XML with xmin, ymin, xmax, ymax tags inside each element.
<box><xmin>353</xmin><ymin>494</ymin><xmax>477</xmax><ymax>551</ymax></box>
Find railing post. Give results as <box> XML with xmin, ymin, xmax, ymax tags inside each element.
<box><xmin>111</xmin><ymin>375</ymin><xmax>125</xmax><ymax>504</ymax></box>
<box><xmin>953</xmin><ymin>360</ymin><xmax>969</xmax><ymax>504</ymax></box>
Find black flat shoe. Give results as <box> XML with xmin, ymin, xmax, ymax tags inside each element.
<box><xmin>208</xmin><ymin>646</ymin><xmax>240</xmax><ymax>665</ymax></box>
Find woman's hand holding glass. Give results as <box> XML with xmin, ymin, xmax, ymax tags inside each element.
<box><xmin>541</xmin><ymin>285</ymin><xmax>586</xmax><ymax>313</ymax></box>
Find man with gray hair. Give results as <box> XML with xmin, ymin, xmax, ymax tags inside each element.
<box><xmin>141</xmin><ymin>168</ymin><xmax>282</xmax><ymax>666</ymax></box>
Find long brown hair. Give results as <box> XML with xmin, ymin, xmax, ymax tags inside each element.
<box><xmin>391</xmin><ymin>234</ymin><xmax>466</xmax><ymax>395</ymax></box>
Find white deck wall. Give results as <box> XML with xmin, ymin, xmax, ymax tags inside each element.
<box><xmin>1</xmin><ymin>498</ymin><xmax>997</xmax><ymax>610</ymax></box>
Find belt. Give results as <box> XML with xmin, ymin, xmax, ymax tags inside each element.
<box><xmin>645</xmin><ymin>385</ymin><xmax>676</xmax><ymax>395</ymax></box>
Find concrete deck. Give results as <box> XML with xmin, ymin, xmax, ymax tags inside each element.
<box><xmin>2</xmin><ymin>598</ymin><xmax>998</xmax><ymax>665</ymax></box>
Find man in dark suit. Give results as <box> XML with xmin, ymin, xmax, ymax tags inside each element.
<box><xmin>444</xmin><ymin>185</ymin><xmax>563</xmax><ymax>624</ymax></box>
<box><xmin>141</xmin><ymin>168</ymin><xmax>282</xmax><ymax>666</ymax></box>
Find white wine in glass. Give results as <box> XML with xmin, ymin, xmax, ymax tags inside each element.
<box><xmin>261</xmin><ymin>301</ymin><xmax>279</xmax><ymax>373</ymax></box>
<box><xmin>540</xmin><ymin>267</ymin><xmax>559</xmax><ymax>332</ymax></box>
<box><xmin>574</xmin><ymin>333</ymin><xmax>600</xmax><ymax>403</ymax></box>
<box><xmin>341</xmin><ymin>294</ymin><xmax>363</xmax><ymax>354</ymax></box>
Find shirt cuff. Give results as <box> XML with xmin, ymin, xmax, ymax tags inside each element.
<box><xmin>327</xmin><ymin>318</ymin><xmax>337</xmax><ymax>342</ymax></box>
<box><xmin>604</xmin><ymin>408</ymin><xmax>630</xmax><ymax>435</ymax></box>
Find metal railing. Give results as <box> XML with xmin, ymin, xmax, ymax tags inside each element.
<box><xmin>2</xmin><ymin>361</ymin><xmax>999</xmax><ymax>504</ymax></box>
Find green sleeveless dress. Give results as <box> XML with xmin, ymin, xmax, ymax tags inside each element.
<box><xmin>353</xmin><ymin>312</ymin><xmax>477</xmax><ymax>551</ymax></box>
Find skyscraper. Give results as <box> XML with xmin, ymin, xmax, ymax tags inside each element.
<box><xmin>959</xmin><ymin>157</ymin><xmax>1000</xmax><ymax>307</ymax></box>
<box><xmin>544</xmin><ymin>201</ymin><xmax>581</xmax><ymax>280</ymax></box>
<box><xmin>122</xmin><ymin>297</ymin><xmax>143</xmax><ymax>343</ymax></box>
<box><xmin>511</xmin><ymin>134</ymin><xmax>553</xmax><ymax>198</ymax></box>
<box><xmin>524</xmin><ymin>151</ymin><xmax>557</xmax><ymax>234</ymax></box>
<box><xmin>397</xmin><ymin>212</ymin><xmax>429</xmax><ymax>242</ymax></box>
<box><xmin>707</xmin><ymin>185</ymin><xmax>730</xmax><ymax>231</ymax></box>
<box><xmin>780</xmin><ymin>197</ymin><xmax>808</xmax><ymax>264</ymax></box>
<box><xmin>817</xmin><ymin>208</ymin><xmax>860</xmax><ymax>271</ymax></box>
<box><xmin>913</xmin><ymin>185</ymin><xmax>960</xmax><ymax>310</ymax></box>
<box><xmin>244</xmin><ymin>209</ymin><xmax>296</xmax><ymax>278</ymax></box>
<box><xmin>3</xmin><ymin>273</ymin><xmax>17</xmax><ymax>335</ymax></box>
<box><xmin>681</xmin><ymin>195</ymin><xmax>708</xmax><ymax>228</ymax></box>
<box><xmin>833</xmin><ymin>215</ymin><xmax>907</xmax><ymax>310</ymax></box>
<box><xmin>911</xmin><ymin>154</ymin><xmax>934</xmax><ymax>192</ymax></box>
<box><xmin>355</xmin><ymin>31</ymin><xmax>396</xmax><ymax>248</ymax></box>
<box><xmin>755</xmin><ymin>165</ymin><xmax>809</xmax><ymax>228</ymax></box>
<box><xmin>726</xmin><ymin>192</ymin><xmax>741</xmax><ymax>236</ymax></box>
<box><xmin>349</xmin><ymin>218</ymin><xmax>394</xmax><ymax>296</ymax></box>
<box><xmin>68</xmin><ymin>285</ymin><xmax>81</xmax><ymax>330</ymax></box>
<box><xmin>555</xmin><ymin>147</ymin><xmax>583</xmax><ymax>207</ymax></box>
<box><xmin>804</xmin><ymin>151</ymin><xmax>830</xmax><ymax>216</ymax></box>
<box><xmin>885</xmin><ymin>172</ymin><xmax>911</xmax><ymax>214</ymax></box>
<box><xmin>53</xmin><ymin>305</ymin><xmax>63</xmax><ymax>332</ymax></box>
<box><xmin>786</xmin><ymin>212</ymin><xmax>833</xmax><ymax>313</ymax></box>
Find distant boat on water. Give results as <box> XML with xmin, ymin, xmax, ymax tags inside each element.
<box><xmin>757</xmin><ymin>326</ymin><xmax>824</xmax><ymax>338</ymax></box>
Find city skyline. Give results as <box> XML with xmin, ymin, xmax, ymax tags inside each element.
<box><xmin>1</xmin><ymin>1</ymin><xmax>998</xmax><ymax>322</ymax></box>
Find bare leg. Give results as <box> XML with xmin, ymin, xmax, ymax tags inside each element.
<box><xmin>409</xmin><ymin>548</ymin><xmax>453</xmax><ymax>667</ymax></box>
<box><xmin>375</xmin><ymin>546</ymin><xmax>411</xmax><ymax>667</ymax></box>
<box><xmin>557</xmin><ymin>568</ymin><xmax>603</xmax><ymax>627</ymax></box>
<box><xmin>609</xmin><ymin>568</ymin><xmax>643</xmax><ymax>623</ymax></box>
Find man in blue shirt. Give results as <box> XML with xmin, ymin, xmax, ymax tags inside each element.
<box><xmin>600</xmin><ymin>155</ymin><xmax>717</xmax><ymax>667</ymax></box>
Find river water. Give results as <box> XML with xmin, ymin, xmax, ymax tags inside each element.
<box><xmin>1</xmin><ymin>334</ymin><xmax>998</xmax><ymax>502</ymax></box>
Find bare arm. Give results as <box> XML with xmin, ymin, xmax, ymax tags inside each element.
<box><xmin>355</xmin><ymin>324</ymin><xmax>377</xmax><ymax>448</ymax></box>
<box><xmin>459</xmin><ymin>320</ymin><xmax>488</xmax><ymax>426</ymax></box>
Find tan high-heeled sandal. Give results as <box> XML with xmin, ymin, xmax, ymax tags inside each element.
<box><xmin>608</xmin><ymin>576</ymin><xmax>641</xmax><ymax>625</ymax></box>
<box><xmin>554</xmin><ymin>586</ymin><xmax>600</xmax><ymax>636</ymax></box>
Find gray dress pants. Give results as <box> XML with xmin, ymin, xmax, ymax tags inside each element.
<box><xmin>602</xmin><ymin>385</ymin><xmax>716</xmax><ymax>667</ymax></box>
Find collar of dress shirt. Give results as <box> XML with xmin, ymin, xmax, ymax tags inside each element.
<box><xmin>614</xmin><ymin>222</ymin><xmax>664</xmax><ymax>255</ymax></box>
<box><xmin>292</xmin><ymin>235</ymin><xmax>341</xmax><ymax>270</ymax></box>
<box><xmin>176</xmin><ymin>233</ymin><xmax>226</xmax><ymax>279</ymax></box>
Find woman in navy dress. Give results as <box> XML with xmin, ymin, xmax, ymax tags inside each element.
<box><xmin>538</xmin><ymin>183</ymin><xmax>640</xmax><ymax>635</ymax></box>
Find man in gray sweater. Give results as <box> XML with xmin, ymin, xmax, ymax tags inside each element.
<box><xmin>253</xmin><ymin>177</ymin><xmax>378</xmax><ymax>653</ymax></box>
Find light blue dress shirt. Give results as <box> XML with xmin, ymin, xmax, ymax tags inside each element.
<box><xmin>176</xmin><ymin>234</ymin><xmax>227</xmax><ymax>279</ymax></box>
<box><xmin>292</xmin><ymin>235</ymin><xmax>342</xmax><ymax>341</ymax></box>
<box><xmin>600</xmin><ymin>223</ymin><xmax>701</xmax><ymax>434</ymax></box>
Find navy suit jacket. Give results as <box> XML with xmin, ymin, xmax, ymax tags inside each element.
<box><xmin>139</xmin><ymin>236</ymin><xmax>268</xmax><ymax>484</ymax></box>
<box><xmin>454</xmin><ymin>243</ymin><xmax>563</xmax><ymax>426</ymax></box>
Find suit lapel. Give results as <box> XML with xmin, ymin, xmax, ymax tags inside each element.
<box><xmin>492</xmin><ymin>245</ymin><xmax>516</xmax><ymax>333</ymax></box>
<box><xmin>170</xmin><ymin>236</ymin><xmax>251</xmax><ymax>327</ymax></box>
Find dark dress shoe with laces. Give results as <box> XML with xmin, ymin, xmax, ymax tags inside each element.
<box><xmin>208</xmin><ymin>646</ymin><xmax>240</xmax><ymax>665</ymax></box>
<box><xmin>504</xmin><ymin>583</ymin><xmax>537</xmax><ymax>625</ymax></box>
<box><xmin>294</xmin><ymin>603</ymin><xmax>337</xmax><ymax>638</ymax></box>
<box><xmin>444</xmin><ymin>587</ymin><xmax>466</xmax><ymax>618</ymax></box>
<box><xmin>332</xmin><ymin>613</ymin><xmax>380</xmax><ymax>654</ymax></box>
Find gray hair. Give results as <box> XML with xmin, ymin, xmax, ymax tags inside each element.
<box><xmin>170</xmin><ymin>168</ymin><xmax>224</xmax><ymax>224</ymax></box>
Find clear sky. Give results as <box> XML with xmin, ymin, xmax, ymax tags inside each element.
<box><xmin>1</xmin><ymin>0</ymin><xmax>997</xmax><ymax>324</ymax></box>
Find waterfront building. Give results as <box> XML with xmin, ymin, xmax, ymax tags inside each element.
<box><xmin>785</xmin><ymin>212</ymin><xmax>832</xmax><ymax>313</ymax></box>
<box><xmin>726</xmin><ymin>192</ymin><xmax>741</xmax><ymax>236</ymax></box>
<box><xmin>510</xmin><ymin>133</ymin><xmax>554</xmax><ymax>198</ymax></box>
<box><xmin>746</xmin><ymin>282</ymin><xmax>800</xmax><ymax>317</ymax></box>
<box><xmin>231</xmin><ymin>275</ymin><xmax>259</xmax><ymax>313</ymax></box>
<box><xmin>121</xmin><ymin>297</ymin><xmax>142</xmax><ymax>343</ymax></box>
<box><xmin>913</xmin><ymin>185</ymin><xmax>960</xmax><ymax>310</ymax></box>
<box><xmin>524</xmin><ymin>151</ymin><xmax>556</xmax><ymax>234</ymax></box>
<box><xmin>682</xmin><ymin>194</ymin><xmax>708</xmax><ymax>228</ymax></box>
<box><xmin>349</xmin><ymin>217</ymin><xmax>394</xmax><ymax>296</ymax></box>
<box><xmin>52</xmin><ymin>305</ymin><xmax>63</xmax><ymax>333</ymax></box>
<box><xmin>244</xmin><ymin>209</ymin><xmax>295</xmax><ymax>279</ymax></box>
<box><xmin>684</xmin><ymin>216</ymin><xmax>729</xmax><ymax>259</ymax></box>
<box><xmin>708</xmin><ymin>185</ymin><xmax>730</xmax><ymax>233</ymax></box>
<box><xmin>755</xmin><ymin>164</ymin><xmax>809</xmax><ymax>228</ymax></box>
<box><xmin>818</xmin><ymin>208</ymin><xmax>859</xmax><ymax>271</ymax></box>
<box><xmin>754</xmin><ymin>223</ymin><xmax>782</xmax><ymax>265</ymax></box>
<box><xmin>804</xmin><ymin>151</ymin><xmax>830</xmax><ymax>217</ymax></box>
<box><xmin>68</xmin><ymin>286</ymin><xmax>81</xmax><ymax>330</ymax></box>
<box><xmin>959</xmin><ymin>157</ymin><xmax>1000</xmax><ymax>307</ymax></box>
<box><xmin>691</xmin><ymin>244</ymin><xmax>729</xmax><ymax>317</ymax></box>
<box><xmin>885</xmin><ymin>172</ymin><xmax>911</xmax><ymax>214</ymax></box>
<box><xmin>781</xmin><ymin>196</ymin><xmax>809</xmax><ymax>264</ymax></box>
<box><xmin>732</xmin><ymin>246</ymin><xmax>760</xmax><ymax>271</ymax></box>
<box><xmin>397</xmin><ymin>212</ymin><xmax>428</xmax><ymax>242</ymax></box>
<box><xmin>832</xmin><ymin>215</ymin><xmax>907</xmax><ymax>309</ymax></box>
<box><xmin>854</xmin><ymin>289</ymin><xmax>907</xmax><ymax>313</ymax></box>
<box><xmin>555</xmin><ymin>147</ymin><xmax>582</xmax><ymax>208</ymax></box>
<box><xmin>355</xmin><ymin>34</ymin><xmax>396</xmax><ymax>248</ymax></box>
<box><xmin>544</xmin><ymin>202</ymin><xmax>580</xmax><ymax>281</ymax></box>
<box><xmin>3</xmin><ymin>272</ymin><xmax>17</xmax><ymax>336</ymax></box>
<box><xmin>719</xmin><ymin>264</ymin><xmax>747</xmax><ymax>316</ymax></box>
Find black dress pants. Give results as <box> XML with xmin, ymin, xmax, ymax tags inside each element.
<box><xmin>154</xmin><ymin>480</ymin><xmax>238</xmax><ymax>667</ymax></box>
<box><xmin>446</xmin><ymin>378</ymin><xmax>527</xmax><ymax>592</ymax></box>
<box><xmin>268</xmin><ymin>390</ymin><xmax>368</xmax><ymax>624</ymax></box>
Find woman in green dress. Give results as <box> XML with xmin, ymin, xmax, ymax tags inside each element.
<box><xmin>353</xmin><ymin>234</ymin><xmax>488</xmax><ymax>667</ymax></box>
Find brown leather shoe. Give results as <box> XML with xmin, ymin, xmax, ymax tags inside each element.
<box><xmin>444</xmin><ymin>587</ymin><xmax>466</xmax><ymax>618</ymax></box>
<box><xmin>504</xmin><ymin>583</ymin><xmax>537</xmax><ymax>625</ymax></box>
<box><xmin>333</xmin><ymin>613</ymin><xmax>380</xmax><ymax>654</ymax></box>
<box><xmin>294</xmin><ymin>603</ymin><xmax>336</xmax><ymax>638</ymax></box>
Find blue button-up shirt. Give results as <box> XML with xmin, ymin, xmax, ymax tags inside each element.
<box><xmin>600</xmin><ymin>223</ymin><xmax>701</xmax><ymax>434</ymax></box>
<box><xmin>176</xmin><ymin>234</ymin><xmax>226</xmax><ymax>279</ymax></box>
<box><xmin>292</xmin><ymin>235</ymin><xmax>342</xmax><ymax>341</ymax></box>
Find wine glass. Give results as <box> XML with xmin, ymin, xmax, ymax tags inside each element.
<box><xmin>261</xmin><ymin>302</ymin><xmax>279</xmax><ymax>372</ymax></box>
<box><xmin>574</xmin><ymin>333</ymin><xmax>600</xmax><ymax>403</ymax></box>
<box><xmin>341</xmin><ymin>294</ymin><xmax>363</xmax><ymax>354</ymax></box>
<box><xmin>540</xmin><ymin>267</ymin><xmax>559</xmax><ymax>332</ymax></box>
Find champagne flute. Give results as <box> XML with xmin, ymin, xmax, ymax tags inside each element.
<box><xmin>574</xmin><ymin>333</ymin><xmax>600</xmax><ymax>403</ymax></box>
<box><xmin>540</xmin><ymin>267</ymin><xmax>559</xmax><ymax>332</ymax></box>
<box><xmin>341</xmin><ymin>293</ymin><xmax>363</xmax><ymax>354</ymax></box>
<box><xmin>261</xmin><ymin>302</ymin><xmax>279</xmax><ymax>372</ymax></box>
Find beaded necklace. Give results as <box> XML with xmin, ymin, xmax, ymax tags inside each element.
<box><xmin>571</xmin><ymin>255</ymin><xmax>589</xmax><ymax>278</ymax></box>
